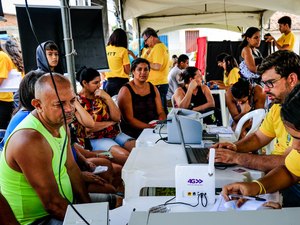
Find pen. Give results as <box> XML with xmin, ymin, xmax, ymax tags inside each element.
<box><xmin>228</xmin><ymin>194</ymin><xmax>266</xmax><ymax>202</ymax></box>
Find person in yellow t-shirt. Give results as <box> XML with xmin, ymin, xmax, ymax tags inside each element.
<box><xmin>209</xmin><ymin>55</ymin><xmax>240</xmax><ymax>90</ymax></box>
<box><xmin>0</xmin><ymin>37</ymin><xmax>24</xmax><ymax>129</ymax></box>
<box><xmin>222</xmin><ymin>83</ymin><xmax>300</xmax><ymax>208</ymax></box>
<box><xmin>213</xmin><ymin>51</ymin><xmax>300</xmax><ymax>175</ymax></box>
<box><xmin>265</xmin><ymin>16</ymin><xmax>295</xmax><ymax>51</ymax></box>
<box><xmin>141</xmin><ymin>27</ymin><xmax>169</xmax><ymax>114</ymax></box>
<box><xmin>105</xmin><ymin>28</ymin><xmax>134</xmax><ymax>97</ymax></box>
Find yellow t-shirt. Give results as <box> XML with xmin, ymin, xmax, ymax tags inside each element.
<box><xmin>142</xmin><ymin>43</ymin><xmax>169</xmax><ymax>85</ymax></box>
<box><xmin>259</xmin><ymin>104</ymin><xmax>292</xmax><ymax>155</ymax></box>
<box><xmin>0</xmin><ymin>51</ymin><xmax>16</xmax><ymax>102</ymax></box>
<box><xmin>285</xmin><ymin>149</ymin><xmax>300</xmax><ymax>177</ymax></box>
<box><xmin>223</xmin><ymin>67</ymin><xmax>240</xmax><ymax>86</ymax></box>
<box><xmin>105</xmin><ymin>45</ymin><xmax>130</xmax><ymax>79</ymax></box>
<box><xmin>277</xmin><ymin>31</ymin><xmax>295</xmax><ymax>51</ymax></box>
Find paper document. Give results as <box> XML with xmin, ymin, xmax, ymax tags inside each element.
<box><xmin>206</xmin><ymin>126</ymin><xmax>234</xmax><ymax>135</ymax></box>
<box><xmin>211</xmin><ymin>192</ymin><xmax>281</xmax><ymax>211</ymax></box>
<box><xmin>0</xmin><ymin>69</ymin><xmax>22</xmax><ymax>89</ymax></box>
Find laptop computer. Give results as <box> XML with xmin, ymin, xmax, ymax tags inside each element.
<box><xmin>167</xmin><ymin>108</ymin><xmax>214</xmax><ymax>144</ymax></box>
<box><xmin>63</xmin><ymin>202</ymin><xmax>108</xmax><ymax>225</ymax></box>
<box><xmin>174</xmin><ymin>112</ymin><xmax>210</xmax><ymax>164</ymax></box>
<box><xmin>174</xmin><ymin>111</ymin><xmax>235</xmax><ymax>167</ymax></box>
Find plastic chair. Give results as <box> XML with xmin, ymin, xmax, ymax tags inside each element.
<box><xmin>234</xmin><ymin>109</ymin><xmax>266</xmax><ymax>140</ymax></box>
<box><xmin>171</xmin><ymin>95</ymin><xmax>176</xmax><ymax>108</ymax></box>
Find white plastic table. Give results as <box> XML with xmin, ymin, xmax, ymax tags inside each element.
<box><xmin>122</xmin><ymin>129</ymin><xmax>263</xmax><ymax>200</ymax></box>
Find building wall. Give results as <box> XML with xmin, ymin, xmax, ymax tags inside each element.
<box><xmin>0</xmin><ymin>14</ymin><xmax>19</xmax><ymax>37</ymax></box>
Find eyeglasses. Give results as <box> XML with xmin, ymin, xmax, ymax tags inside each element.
<box><xmin>260</xmin><ymin>76</ymin><xmax>283</xmax><ymax>88</ymax></box>
<box><xmin>144</xmin><ymin>35</ymin><xmax>151</xmax><ymax>43</ymax></box>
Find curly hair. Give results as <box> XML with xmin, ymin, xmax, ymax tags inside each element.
<box><xmin>257</xmin><ymin>50</ymin><xmax>300</xmax><ymax>79</ymax></box>
<box><xmin>1</xmin><ymin>37</ymin><xmax>24</xmax><ymax>73</ymax></box>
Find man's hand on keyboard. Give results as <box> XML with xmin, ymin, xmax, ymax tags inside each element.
<box><xmin>212</xmin><ymin>142</ymin><xmax>237</xmax><ymax>151</ymax></box>
<box><xmin>215</xmin><ymin>148</ymin><xmax>238</xmax><ymax>164</ymax></box>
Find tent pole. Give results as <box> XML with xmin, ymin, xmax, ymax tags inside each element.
<box><xmin>259</xmin><ymin>12</ymin><xmax>263</xmax><ymax>33</ymax></box>
<box><xmin>137</xmin><ymin>17</ymin><xmax>141</xmax><ymax>56</ymax></box>
<box><xmin>60</xmin><ymin>0</ymin><xmax>77</xmax><ymax>93</ymax></box>
<box><xmin>119</xmin><ymin>0</ymin><xmax>126</xmax><ymax>30</ymax></box>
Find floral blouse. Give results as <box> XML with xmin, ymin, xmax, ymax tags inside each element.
<box><xmin>72</xmin><ymin>94</ymin><xmax>119</xmax><ymax>147</ymax></box>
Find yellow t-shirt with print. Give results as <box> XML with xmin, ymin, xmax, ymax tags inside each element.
<box><xmin>223</xmin><ymin>67</ymin><xmax>240</xmax><ymax>86</ymax></box>
<box><xmin>277</xmin><ymin>31</ymin><xmax>295</xmax><ymax>51</ymax></box>
<box><xmin>142</xmin><ymin>42</ymin><xmax>169</xmax><ymax>85</ymax></box>
<box><xmin>259</xmin><ymin>104</ymin><xmax>292</xmax><ymax>155</ymax></box>
<box><xmin>0</xmin><ymin>51</ymin><xmax>16</xmax><ymax>102</ymax></box>
<box><xmin>105</xmin><ymin>45</ymin><xmax>130</xmax><ymax>79</ymax></box>
<box><xmin>285</xmin><ymin>149</ymin><xmax>300</xmax><ymax>177</ymax></box>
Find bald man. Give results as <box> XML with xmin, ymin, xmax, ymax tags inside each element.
<box><xmin>0</xmin><ymin>73</ymin><xmax>90</xmax><ymax>225</ymax></box>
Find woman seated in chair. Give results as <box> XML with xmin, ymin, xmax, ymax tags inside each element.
<box><xmin>118</xmin><ymin>58</ymin><xmax>166</xmax><ymax>139</ymax></box>
<box><xmin>208</xmin><ymin>55</ymin><xmax>240</xmax><ymax>90</ymax></box>
<box><xmin>73</xmin><ymin>67</ymin><xmax>135</xmax><ymax>165</ymax></box>
<box><xmin>226</xmin><ymin>78</ymin><xmax>266</xmax><ymax>139</ymax></box>
<box><xmin>173</xmin><ymin>66</ymin><xmax>216</xmax><ymax>124</ymax></box>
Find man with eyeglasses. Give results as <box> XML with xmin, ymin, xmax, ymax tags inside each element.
<box><xmin>213</xmin><ymin>50</ymin><xmax>300</xmax><ymax>207</ymax></box>
<box><xmin>141</xmin><ymin>27</ymin><xmax>169</xmax><ymax>115</ymax></box>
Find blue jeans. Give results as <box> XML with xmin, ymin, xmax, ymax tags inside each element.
<box><xmin>90</xmin><ymin>132</ymin><xmax>134</xmax><ymax>151</ymax></box>
<box><xmin>156</xmin><ymin>84</ymin><xmax>169</xmax><ymax>115</ymax></box>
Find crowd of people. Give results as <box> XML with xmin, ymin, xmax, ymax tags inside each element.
<box><xmin>0</xmin><ymin>14</ymin><xmax>299</xmax><ymax>224</ymax></box>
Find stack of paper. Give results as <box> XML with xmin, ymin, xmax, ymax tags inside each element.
<box><xmin>206</xmin><ymin>126</ymin><xmax>234</xmax><ymax>138</ymax></box>
<box><xmin>211</xmin><ymin>192</ymin><xmax>282</xmax><ymax>211</ymax></box>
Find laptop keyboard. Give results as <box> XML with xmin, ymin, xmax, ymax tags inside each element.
<box><xmin>186</xmin><ymin>147</ymin><xmax>209</xmax><ymax>164</ymax></box>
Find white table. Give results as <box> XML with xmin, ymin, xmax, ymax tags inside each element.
<box><xmin>126</xmin><ymin>205</ymin><xmax>300</xmax><ymax>225</ymax></box>
<box><xmin>211</xmin><ymin>89</ymin><xmax>229</xmax><ymax>127</ymax></box>
<box><xmin>122</xmin><ymin>129</ymin><xmax>263</xmax><ymax>201</ymax></box>
<box><xmin>109</xmin><ymin>196</ymin><xmax>215</xmax><ymax>225</ymax></box>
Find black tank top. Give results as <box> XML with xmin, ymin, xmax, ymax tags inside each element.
<box><xmin>121</xmin><ymin>82</ymin><xmax>158</xmax><ymax>138</ymax></box>
<box><xmin>182</xmin><ymin>86</ymin><xmax>208</xmax><ymax>109</ymax></box>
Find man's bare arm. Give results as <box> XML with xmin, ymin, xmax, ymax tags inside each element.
<box><xmin>65</xmin><ymin>132</ymin><xmax>91</xmax><ymax>203</ymax></box>
<box><xmin>235</xmin><ymin>153</ymin><xmax>286</xmax><ymax>172</ymax></box>
<box><xmin>235</xmin><ymin>130</ymin><xmax>273</xmax><ymax>153</ymax></box>
<box><xmin>215</xmin><ymin>148</ymin><xmax>286</xmax><ymax>172</ymax></box>
<box><xmin>7</xmin><ymin>130</ymin><xmax>70</xmax><ymax>221</ymax></box>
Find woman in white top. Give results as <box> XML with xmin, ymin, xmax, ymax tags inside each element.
<box><xmin>239</xmin><ymin>27</ymin><xmax>263</xmax><ymax>83</ymax></box>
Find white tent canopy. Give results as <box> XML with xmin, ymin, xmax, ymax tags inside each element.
<box><xmin>121</xmin><ymin>0</ymin><xmax>300</xmax><ymax>33</ymax></box>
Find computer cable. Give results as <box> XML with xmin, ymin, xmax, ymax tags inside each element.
<box><xmin>24</xmin><ymin>1</ymin><xmax>89</xmax><ymax>224</ymax></box>
<box><xmin>162</xmin><ymin>193</ymin><xmax>208</xmax><ymax>208</ymax></box>
<box><xmin>155</xmin><ymin>136</ymin><xmax>168</xmax><ymax>144</ymax></box>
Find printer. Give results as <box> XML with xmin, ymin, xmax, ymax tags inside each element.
<box><xmin>167</xmin><ymin>108</ymin><xmax>213</xmax><ymax>144</ymax></box>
